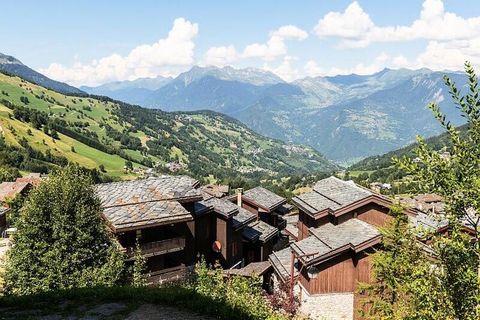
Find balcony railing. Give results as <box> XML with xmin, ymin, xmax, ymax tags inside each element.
<box><xmin>123</xmin><ymin>237</ymin><xmax>186</xmax><ymax>260</ymax></box>
<box><xmin>147</xmin><ymin>265</ymin><xmax>187</xmax><ymax>285</ymax></box>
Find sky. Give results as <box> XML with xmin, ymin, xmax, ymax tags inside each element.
<box><xmin>1</xmin><ymin>0</ymin><xmax>479</xmax><ymax>86</ymax></box>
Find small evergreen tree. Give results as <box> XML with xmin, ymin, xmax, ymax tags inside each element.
<box><xmin>131</xmin><ymin>241</ymin><xmax>147</xmax><ymax>287</ymax></box>
<box><xmin>4</xmin><ymin>164</ymin><xmax>125</xmax><ymax>295</ymax></box>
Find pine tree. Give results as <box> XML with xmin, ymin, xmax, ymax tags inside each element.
<box><xmin>4</xmin><ymin>164</ymin><xmax>125</xmax><ymax>295</ymax></box>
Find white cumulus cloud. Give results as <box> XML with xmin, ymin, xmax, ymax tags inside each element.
<box><xmin>203</xmin><ymin>45</ymin><xmax>238</xmax><ymax>67</ymax></box>
<box><xmin>40</xmin><ymin>18</ymin><xmax>199</xmax><ymax>86</ymax></box>
<box><xmin>314</xmin><ymin>0</ymin><xmax>480</xmax><ymax>48</ymax></box>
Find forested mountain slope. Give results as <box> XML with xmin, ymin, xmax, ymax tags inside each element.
<box><xmin>0</xmin><ymin>72</ymin><xmax>337</xmax><ymax>183</ymax></box>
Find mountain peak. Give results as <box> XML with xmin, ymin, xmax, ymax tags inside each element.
<box><xmin>0</xmin><ymin>53</ymin><xmax>23</xmax><ymax>65</ymax></box>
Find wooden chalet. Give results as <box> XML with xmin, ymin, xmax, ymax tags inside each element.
<box><xmin>292</xmin><ymin>176</ymin><xmax>415</xmax><ymax>240</ymax></box>
<box><xmin>95</xmin><ymin>175</ymin><xmax>202</xmax><ymax>284</ymax></box>
<box><xmin>234</xmin><ymin>186</ymin><xmax>291</xmax><ymax>230</ymax></box>
<box><xmin>269</xmin><ymin>176</ymin><xmax>415</xmax><ymax>319</ymax></box>
<box><xmin>198</xmin><ymin>191</ymin><xmax>257</xmax><ymax>268</ymax></box>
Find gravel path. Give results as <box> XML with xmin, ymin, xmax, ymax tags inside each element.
<box><xmin>0</xmin><ymin>303</ymin><xmax>217</xmax><ymax>320</ymax></box>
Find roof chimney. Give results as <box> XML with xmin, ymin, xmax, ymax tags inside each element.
<box><xmin>237</xmin><ymin>188</ymin><xmax>243</xmax><ymax>207</ymax></box>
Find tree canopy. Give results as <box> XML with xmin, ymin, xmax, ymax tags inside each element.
<box><xmin>4</xmin><ymin>164</ymin><xmax>124</xmax><ymax>295</ymax></box>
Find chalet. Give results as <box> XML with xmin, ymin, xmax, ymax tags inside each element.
<box><xmin>292</xmin><ymin>176</ymin><xmax>414</xmax><ymax>240</ymax></box>
<box><xmin>242</xmin><ymin>219</ymin><xmax>279</xmax><ymax>264</ymax></box>
<box><xmin>234</xmin><ymin>186</ymin><xmax>291</xmax><ymax>229</ymax></box>
<box><xmin>199</xmin><ymin>191</ymin><xmax>280</xmax><ymax>268</ymax></box>
<box><xmin>198</xmin><ymin>191</ymin><xmax>256</xmax><ymax>268</ymax></box>
<box><xmin>269</xmin><ymin>176</ymin><xmax>414</xmax><ymax>320</ymax></box>
<box><xmin>0</xmin><ymin>180</ymin><xmax>33</xmax><ymax>203</ymax></box>
<box><xmin>95</xmin><ymin>175</ymin><xmax>202</xmax><ymax>284</ymax></box>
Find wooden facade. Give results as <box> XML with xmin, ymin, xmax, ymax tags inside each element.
<box><xmin>297</xmin><ymin>200</ymin><xmax>392</xmax><ymax>241</ymax></box>
<box><xmin>299</xmin><ymin>250</ymin><xmax>373</xmax><ymax>294</ymax></box>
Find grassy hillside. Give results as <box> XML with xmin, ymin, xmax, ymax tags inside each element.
<box><xmin>0</xmin><ymin>72</ymin><xmax>337</xmax><ymax>183</ymax></box>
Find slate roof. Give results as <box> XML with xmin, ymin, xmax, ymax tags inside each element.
<box><xmin>95</xmin><ymin>176</ymin><xmax>201</xmax><ymax>231</ymax></box>
<box><xmin>224</xmin><ymin>261</ymin><xmax>272</xmax><ymax>277</ymax></box>
<box><xmin>0</xmin><ymin>181</ymin><xmax>31</xmax><ymax>202</ymax></box>
<box><xmin>242</xmin><ymin>187</ymin><xmax>286</xmax><ymax>212</ymax></box>
<box><xmin>243</xmin><ymin>220</ymin><xmax>279</xmax><ymax>242</ymax></box>
<box><xmin>413</xmin><ymin>211</ymin><xmax>448</xmax><ymax>232</ymax></box>
<box><xmin>282</xmin><ymin>214</ymin><xmax>299</xmax><ymax>240</ymax></box>
<box><xmin>290</xmin><ymin>219</ymin><xmax>380</xmax><ymax>266</ymax></box>
<box><xmin>269</xmin><ymin>247</ymin><xmax>296</xmax><ymax>281</ymax></box>
<box><xmin>95</xmin><ymin>175</ymin><xmax>201</xmax><ymax>208</ymax></box>
<box><xmin>103</xmin><ymin>201</ymin><xmax>193</xmax><ymax>231</ymax></box>
<box><xmin>292</xmin><ymin>176</ymin><xmax>373</xmax><ymax>216</ymax></box>
<box><xmin>233</xmin><ymin>207</ymin><xmax>257</xmax><ymax>229</ymax></box>
<box><xmin>200</xmin><ymin>191</ymin><xmax>256</xmax><ymax>228</ymax></box>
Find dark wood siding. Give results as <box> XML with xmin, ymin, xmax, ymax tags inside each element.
<box><xmin>300</xmin><ymin>249</ymin><xmax>375</xmax><ymax>295</ymax></box>
<box><xmin>355</xmin><ymin>203</ymin><xmax>392</xmax><ymax>228</ymax></box>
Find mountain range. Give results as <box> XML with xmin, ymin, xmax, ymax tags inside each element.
<box><xmin>0</xmin><ymin>59</ymin><xmax>336</xmax><ymax>184</ymax></box>
<box><xmin>82</xmin><ymin>66</ymin><xmax>467</xmax><ymax>165</ymax></box>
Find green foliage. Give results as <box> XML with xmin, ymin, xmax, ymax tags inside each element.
<box><xmin>0</xmin><ymin>165</ymin><xmax>20</xmax><ymax>183</ymax></box>
<box><xmin>3</xmin><ymin>164</ymin><xmax>125</xmax><ymax>295</ymax></box>
<box><xmin>359</xmin><ymin>206</ymin><xmax>452</xmax><ymax>319</ymax></box>
<box><xmin>131</xmin><ymin>241</ymin><xmax>147</xmax><ymax>287</ymax></box>
<box><xmin>194</xmin><ymin>259</ymin><xmax>287</xmax><ymax>320</ymax></box>
<box><xmin>383</xmin><ymin>62</ymin><xmax>480</xmax><ymax>319</ymax></box>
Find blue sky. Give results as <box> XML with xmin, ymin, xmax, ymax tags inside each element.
<box><xmin>1</xmin><ymin>0</ymin><xmax>479</xmax><ymax>86</ymax></box>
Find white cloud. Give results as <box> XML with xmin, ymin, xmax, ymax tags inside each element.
<box><xmin>242</xmin><ymin>25</ymin><xmax>307</xmax><ymax>61</ymax></box>
<box><xmin>202</xmin><ymin>24</ymin><xmax>307</xmax><ymax>69</ymax></box>
<box><xmin>303</xmin><ymin>60</ymin><xmax>324</xmax><ymax>77</ymax></box>
<box><xmin>203</xmin><ymin>45</ymin><xmax>238</xmax><ymax>67</ymax></box>
<box><xmin>40</xmin><ymin>18</ymin><xmax>198</xmax><ymax>86</ymax></box>
<box><xmin>263</xmin><ymin>56</ymin><xmax>300</xmax><ymax>81</ymax></box>
<box><xmin>314</xmin><ymin>0</ymin><xmax>480</xmax><ymax>48</ymax></box>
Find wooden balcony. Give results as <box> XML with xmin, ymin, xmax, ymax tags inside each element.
<box><xmin>123</xmin><ymin>237</ymin><xmax>186</xmax><ymax>260</ymax></box>
<box><xmin>147</xmin><ymin>265</ymin><xmax>187</xmax><ymax>285</ymax></box>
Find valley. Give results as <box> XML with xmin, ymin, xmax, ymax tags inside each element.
<box><xmin>83</xmin><ymin>66</ymin><xmax>467</xmax><ymax>165</ymax></box>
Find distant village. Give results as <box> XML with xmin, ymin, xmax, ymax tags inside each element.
<box><xmin>0</xmin><ymin>171</ymin><xmax>463</xmax><ymax>320</ymax></box>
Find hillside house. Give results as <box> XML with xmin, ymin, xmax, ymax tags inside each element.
<box><xmin>198</xmin><ymin>192</ymin><xmax>256</xmax><ymax>268</ymax></box>
<box><xmin>95</xmin><ymin>175</ymin><xmax>202</xmax><ymax>284</ymax></box>
<box><xmin>233</xmin><ymin>186</ymin><xmax>291</xmax><ymax>230</ymax></box>
<box><xmin>269</xmin><ymin>176</ymin><xmax>415</xmax><ymax>320</ymax></box>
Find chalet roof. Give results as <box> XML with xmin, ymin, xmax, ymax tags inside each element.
<box><xmin>201</xmin><ymin>184</ymin><xmax>229</xmax><ymax>198</ymax></box>
<box><xmin>242</xmin><ymin>187</ymin><xmax>286</xmax><ymax>212</ymax></box>
<box><xmin>413</xmin><ymin>211</ymin><xmax>448</xmax><ymax>232</ymax></box>
<box><xmin>16</xmin><ymin>173</ymin><xmax>43</xmax><ymax>186</ymax></box>
<box><xmin>243</xmin><ymin>220</ymin><xmax>279</xmax><ymax>243</ymax></box>
<box><xmin>290</xmin><ymin>219</ymin><xmax>380</xmax><ymax>266</ymax></box>
<box><xmin>292</xmin><ymin>176</ymin><xmax>373</xmax><ymax>216</ymax></box>
<box><xmin>0</xmin><ymin>206</ymin><xmax>10</xmax><ymax>216</ymax></box>
<box><xmin>269</xmin><ymin>247</ymin><xmax>297</xmax><ymax>282</ymax></box>
<box><xmin>95</xmin><ymin>175</ymin><xmax>201</xmax><ymax>231</ymax></box>
<box><xmin>232</xmin><ymin>207</ymin><xmax>257</xmax><ymax>229</ymax></box>
<box><xmin>200</xmin><ymin>192</ymin><xmax>238</xmax><ymax>218</ymax></box>
<box><xmin>95</xmin><ymin>175</ymin><xmax>201</xmax><ymax>208</ymax></box>
<box><xmin>282</xmin><ymin>214</ymin><xmax>299</xmax><ymax>240</ymax></box>
<box><xmin>224</xmin><ymin>261</ymin><xmax>272</xmax><ymax>277</ymax></box>
<box><xmin>102</xmin><ymin>200</ymin><xmax>193</xmax><ymax>232</ymax></box>
<box><xmin>0</xmin><ymin>181</ymin><xmax>31</xmax><ymax>202</ymax></box>
<box><xmin>200</xmin><ymin>191</ymin><xmax>256</xmax><ymax>228</ymax></box>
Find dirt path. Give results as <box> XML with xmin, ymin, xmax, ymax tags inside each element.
<box><xmin>0</xmin><ymin>302</ymin><xmax>217</xmax><ymax>320</ymax></box>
